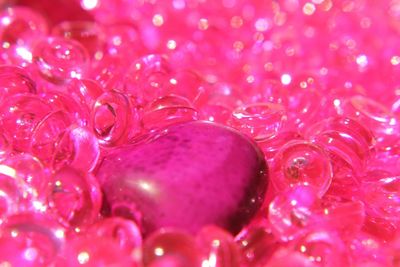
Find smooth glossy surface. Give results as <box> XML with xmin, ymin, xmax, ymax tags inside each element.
<box><xmin>96</xmin><ymin>121</ymin><xmax>267</xmax><ymax>235</ymax></box>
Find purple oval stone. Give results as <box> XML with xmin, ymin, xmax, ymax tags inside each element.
<box><xmin>96</xmin><ymin>121</ymin><xmax>267</xmax><ymax>235</ymax></box>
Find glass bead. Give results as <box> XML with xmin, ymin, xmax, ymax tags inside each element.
<box><xmin>230</xmin><ymin>103</ymin><xmax>287</xmax><ymax>141</ymax></box>
<box><xmin>90</xmin><ymin>91</ymin><xmax>133</xmax><ymax>146</ymax></box>
<box><xmin>55</xmin><ymin>235</ymin><xmax>137</xmax><ymax>267</ymax></box>
<box><xmin>51</xmin><ymin>125</ymin><xmax>100</xmax><ymax>173</ymax></box>
<box><xmin>0</xmin><ymin>6</ymin><xmax>48</xmax><ymax>66</ymax></box>
<box><xmin>197</xmin><ymin>225</ymin><xmax>241</xmax><ymax>267</ymax></box>
<box><xmin>270</xmin><ymin>140</ymin><xmax>333</xmax><ymax>196</ymax></box>
<box><xmin>52</xmin><ymin>21</ymin><xmax>105</xmax><ymax>58</ymax></box>
<box><xmin>142</xmin><ymin>229</ymin><xmax>202</xmax><ymax>267</ymax></box>
<box><xmin>88</xmin><ymin>217</ymin><xmax>142</xmax><ymax>252</ymax></box>
<box><xmin>0</xmin><ymin>65</ymin><xmax>36</xmax><ymax>102</ymax></box>
<box><xmin>0</xmin><ymin>213</ymin><xmax>66</xmax><ymax>267</ymax></box>
<box><xmin>142</xmin><ymin>94</ymin><xmax>198</xmax><ymax>130</ymax></box>
<box><xmin>30</xmin><ymin>110</ymin><xmax>72</xmax><ymax>163</ymax></box>
<box><xmin>33</xmin><ymin>36</ymin><xmax>89</xmax><ymax>84</ymax></box>
<box><xmin>123</xmin><ymin>54</ymin><xmax>172</xmax><ymax>104</ymax></box>
<box><xmin>0</xmin><ymin>94</ymin><xmax>52</xmax><ymax>152</ymax></box>
<box><xmin>48</xmin><ymin>167</ymin><xmax>102</xmax><ymax>229</ymax></box>
<box><xmin>268</xmin><ymin>186</ymin><xmax>319</xmax><ymax>241</ymax></box>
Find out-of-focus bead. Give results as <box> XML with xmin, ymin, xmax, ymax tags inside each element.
<box><xmin>229</xmin><ymin>103</ymin><xmax>286</xmax><ymax>141</ymax></box>
<box><xmin>197</xmin><ymin>225</ymin><xmax>241</xmax><ymax>267</ymax></box>
<box><xmin>142</xmin><ymin>94</ymin><xmax>198</xmax><ymax>130</ymax></box>
<box><xmin>142</xmin><ymin>229</ymin><xmax>202</xmax><ymax>267</ymax></box>
<box><xmin>0</xmin><ymin>94</ymin><xmax>52</xmax><ymax>152</ymax></box>
<box><xmin>270</xmin><ymin>140</ymin><xmax>333</xmax><ymax>196</ymax></box>
<box><xmin>0</xmin><ymin>213</ymin><xmax>65</xmax><ymax>267</ymax></box>
<box><xmin>33</xmin><ymin>36</ymin><xmax>89</xmax><ymax>84</ymax></box>
<box><xmin>48</xmin><ymin>167</ymin><xmax>102</xmax><ymax>230</ymax></box>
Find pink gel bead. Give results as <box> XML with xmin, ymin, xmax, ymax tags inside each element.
<box><xmin>91</xmin><ymin>91</ymin><xmax>133</xmax><ymax>146</ymax></box>
<box><xmin>30</xmin><ymin>110</ymin><xmax>72</xmax><ymax>163</ymax></box>
<box><xmin>0</xmin><ymin>213</ymin><xmax>65</xmax><ymax>267</ymax></box>
<box><xmin>0</xmin><ymin>65</ymin><xmax>36</xmax><ymax>101</ymax></box>
<box><xmin>236</xmin><ymin>226</ymin><xmax>280</xmax><ymax>267</ymax></box>
<box><xmin>349</xmin><ymin>233</ymin><xmax>392</xmax><ymax>266</ymax></box>
<box><xmin>270</xmin><ymin>140</ymin><xmax>333</xmax><ymax>196</ymax></box>
<box><xmin>104</xmin><ymin>23</ymin><xmax>143</xmax><ymax>59</ymax></box>
<box><xmin>258</xmin><ymin>131</ymin><xmax>303</xmax><ymax>161</ymax></box>
<box><xmin>0</xmin><ymin>94</ymin><xmax>52</xmax><ymax>152</ymax></box>
<box><xmin>67</xmin><ymin>78</ymin><xmax>103</xmax><ymax>111</ymax></box>
<box><xmin>266</xmin><ymin>249</ymin><xmax>317</xmax><ymax>267</ymax></box>
<box><xmin>268</xmin><ymin>186</ymin><xmax>319</xmax><ymax>241</ymax></box>
<box><xmin>142</xmin><ymin>229</ymin><xmax>202</xmax><ymax>267</ymax></box>
<box><xmin>199</xmin><ymin>104</ymin><xmax>233</xmax><ymax>124</ymax></box>
<box><xmin>293</xmin><ymin>229</ymin><xmax>350</xmax><ymax>267</ymax></box>
<box><xmin>341</xmin><ymin>95</ymin><xmax>400</xmax><ymax>144</ymax></box>
<box><xmin>0</xmin><ymin>153</ymin><xmax>49</xmax><ymax>200</ymax></box>
<box><xmin>123</xmin><ymin>54</ymin><xmax>172</xmax><ymax>104</ymax></box>
<box><xmin>48</xmin><ymin>167</ymin><xmax>102</xmax><ymax>230</ymax></box>
<box><xmin>52</xmin><ymin>21</ymin><xmax>105</xmax><ymax>58</ymax></box>
<box><xmin>196</xmin><ymin>225</ymin><xmax>241</xmax><ymax>267</ymax></box>
<box><xmin>33</xmin><ymin>36</ymin><xmax>89</xmax><ymax>84</ymax></box>
<box><xmin>142</xmin><ymin>94</ymin><xmax>198</xmax><ymax>130</ymax></box>
<box><xmin>229</xmin><ymin>103</ymin><xmax>287</xmax><ymax>141</ymax></box>
<box><xmin>0</xmin><ymin>6</ymin><xmax>47</xmax><ymax>66</ymax></box>
<box><xmin>55</xmin><ymin>235</ymin><xmax>137</xmax><ymax>267</ymax></box>
<box><xmin>51</xmin><ymin>125</ymin><xmax>100</xmax><ymax>173</ymax></box>
<box><xmin>88</xmin><ymin>217</ymin><xmax>142</xmax><ymax>252</ymax></box>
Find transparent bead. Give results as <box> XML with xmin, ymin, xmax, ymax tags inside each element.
<box><xmin>294</xmin><ymin>229</ymin><xmax>350</xmax><ymax>267</ymax></box>
<box><xmin>48</xmin><ymin>167</ymin><xmax>102</xmax><ymax>230</ymax></box>
<box><xmin>123</xmin><ymin>54</ymin><xmax>172</xmax><ymax>104</ymax></box>
<box><xmin>0</xmin><ymin>213</ymin><xmax>65</xmax><ymax>267</ymax></box>
<box><xmin>55</xmin><ymin>235</ymin><xmax>137</xmax><ymax>266</ymax></box>
<box><xmin>267</xmin><ymin>249</ymin><xmax>317</xmax><ymax>267</ymax></box>
<box><xmin>0</xmin><ymin>169</ymin><xmax>28</xmax><ymax>218</ymax></box>
<box><xmin>236</xmin><ymin>226</ymin><xmax>280</xmax><ymax>267</ymax></box>
<box><xmin>306</xmin><ymin>117</ymin><xmax>375</xmax><ymax>175</ymax></box>
<box><xmin>0</xmin><ymin>65</ymin><xmax>36</xmax><ymax>102</ymax></box>
<box><xmin>258</xmin><ymin>131</ymin><xmax>303</xmax><ymax>161</ymax></box>
<box><xmin>349</xmin><ymin>233</ymin><xmax>392</xmax><ymax>267</ymax></box>
<box><xmin>31</xmin><ymin>110</ymin><xmax>72</xmax><ymax>163</ymax></box>
<box><xmin>91</xmin><ymin>91</ymin><xmax>133</xmax><ymax>146</ymax></box>
<box><xmin>0</xmin><ymin>94</ymin><xmax>52</xmax><ymax>152</ymax></box>
<box><xmin>341</xmin><ymin>95</ymin><xmax>400</xmax><ymax>144</ymax></box>
<box><xmin>88</xmin><ymin>217</ymin><xmax>142</xmax><ymax>252</ymax></box>
<box><xmin>52</xmin><ymin>125</ymin><xmax>100</xmax><ymax>173</ymax></box>
<box><xmin>52</xmin><ymin>21</ymin><xmax>105</xmax><ymax>58</ymax></box>
<box><xmin>41</xmin><ymin>90</ymin><xmax>89</xmax><ymax>126</ymax></box>
<box><xmin>0</xmin><ymin>7</ymin><xmax>48</xmax><ymax>66</ymax></box>
<box><xmin>104</xmin><ymin>23</ymin><xmax>143</xmax><ymax>59</ymax></box>
<box><xmin>143</xmin><ymin>229</ymin><xmax>202</xmax><ymax>267</ymax></box>
<box><xmin>199</xmin><ymin>104</ymin><xmax>232</xmax><ymax>124</ymax></box>
<box><xmin>197</xmin><ymin>225</ymin><xmax>241</xmax><ymax>267</ymax></box>
<box><xmin>33</xmin><ymin>36</ymin><xmax>89</xmax><ymax>84</ymax></box>
<box><xmin>268</xmin><ymin>186</ymin><xmax>319</xmax><ymax>241</ymax></box>
<box><xmin>66</xmin><ymin>78</ymin><xmax>104</xmax><ymax>111</ymax></box>
<box><xmin>167</xmin><ymin>69</ymin><xmax>205</xmax><ymax>102</ymax></box>
<box><xmin>0</xmin><ymin>153</ymin><xmax>49</xmax><ymax>201</ymax></box>
<box><xmin>271</xmin><ymin>140</ymin><xmax>333</xmax><ymax>196</ymax></box>
<box><xmin>142</xmin><ymin>94</ymin><xmax>198</xmax><ymax>130</ymax></box>
<box><xmin>230</xmin><ymin>103</ymin><xmax>287</xmax><ymax>141</ymax></box>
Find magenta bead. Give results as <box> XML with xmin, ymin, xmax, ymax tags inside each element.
<box><xmin>143</xmin><ymin>229</ymin><xmax>202</xmax><ymax>267</ymax></box>
<box><xmin>0</xmin><ymin>94</ymin><xmax>52</xmax><ymax>152</ymax></box>
<box><xmin>33</xmin><ymin>36</ymin><xmax>89</xmax><ymax>84</ymax></box>
<box><xmin>51</xmin><ymin>125</ymin><xmax>100</xmax><ymax>173</ymax></box>
<box><xmin>230</xmin><ymin>103</ymin><xmax>287</xmax><ymax>141</ymax></box>
<box><xmin>96</xmin><ymin>121</ymin><xmax>267</xmax><ymax>235</ymax></box>
<box><xmin>48</xmin><ymin>167</ymin><xmax>102</xmax><ymax>229</ymax></box>
<box><xmin>270</xmin><ymin>140</ymin><xmax>333</xmax><ymax>196</ymax></box>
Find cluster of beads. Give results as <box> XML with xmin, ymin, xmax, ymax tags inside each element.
<box><xmin>0</xmin><ymin>0</ymin><xmax>399</xmax><ymax>266</ymax></box>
